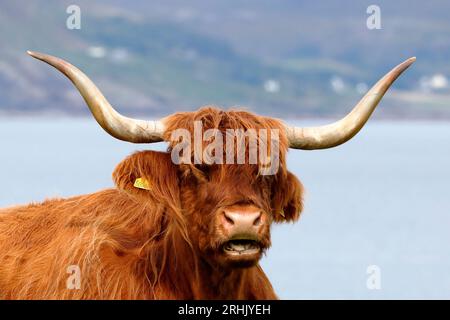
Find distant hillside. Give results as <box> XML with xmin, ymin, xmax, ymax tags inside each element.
<box><xmin>0</xmin><ymin>0</ymin><xmax>449</xmax><ymax>119</ymax></box>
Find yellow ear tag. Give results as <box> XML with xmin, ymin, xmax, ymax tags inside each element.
<box><xmin>134</xmin><ymin>177</ymin><xmax>151</xmax><ymax>190</ymax></box>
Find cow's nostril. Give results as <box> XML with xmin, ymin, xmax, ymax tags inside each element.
<box><xmin>253</xmin><ymin>213</ymin><xmax>262</xmax><ymax>226</ymax></box>
<box><xmin>222</xmin><ymin>210</ymin><xmax>263</xmax><ymax>230</ymax></box>
<box><xmin>223</xmin><ymin>212</ymin><xmax>235</xmax><ymax>225</ymax></box>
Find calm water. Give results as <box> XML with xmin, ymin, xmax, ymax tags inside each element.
<box><xmin>0</xmin><ymin>118</ymin><xmax>449</xmax><ymax>299</ymax></box>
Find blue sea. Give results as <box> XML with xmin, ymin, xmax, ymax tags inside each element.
<box><xmin>1</xmin><ymin>118</ymin><xmax>449</xmax><ymax>299</ymax></box>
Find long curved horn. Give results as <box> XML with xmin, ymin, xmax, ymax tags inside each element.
<box><xmin>286</xmin><ymin>57</ymin><xmax>416</xmax><ymax>150</ymax></box>
<box><xmin>27</xmin><ymin>51</ymin><xmax>165</xmax><ymax>143</ymax></box>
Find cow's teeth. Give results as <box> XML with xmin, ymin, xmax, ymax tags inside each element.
<box><xmin>223</xmin><ymin>240</ymin><xmax>260</xmax><ymax>254</ymax></box>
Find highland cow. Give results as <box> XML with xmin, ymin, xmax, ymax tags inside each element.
<box><xmin>0</xmin><ymin>52</ymin><xmax>415</xmax><ymax>299</ymax></box>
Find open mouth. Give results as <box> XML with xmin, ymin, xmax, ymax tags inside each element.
<box><xmin>222</xmin><ymin>239</ymin><xmax>261</xmax><ymax>256</ymax></box>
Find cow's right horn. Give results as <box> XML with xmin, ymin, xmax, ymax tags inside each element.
<box><xmin>285</xmin><ymin>57</ymin><xmax>416</xmax><ymax>150</ymax></box>
<box><xmin>27</xmin><ymin>51</ymin><xmax>165</xmax><ymax>143</ymax></box>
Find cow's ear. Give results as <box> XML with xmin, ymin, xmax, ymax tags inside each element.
<box><xmin>272</xmin><ymin>171</ymin><xmax>304</xmax><ymax>223</ymax></box>
<box><xmin>113</xmin><ymin>151</ymin><xmax>179</xmax><ymax>201</ymax></box>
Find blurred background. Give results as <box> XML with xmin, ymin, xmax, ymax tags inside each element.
<box><xmin>0</xmin><ymin>0</ymin><xmax>449</xmax><ymax>299</ymax></box>
<box><xmin>2</xmin><ymin>0</ymin><xmax>450</xmax><ymax>118</ymax></box>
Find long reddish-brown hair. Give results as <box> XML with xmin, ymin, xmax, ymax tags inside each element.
<box><xmin>0</xmin><ymin>107</ymin><xmax>303</xmax><ymax>299</ymax></box>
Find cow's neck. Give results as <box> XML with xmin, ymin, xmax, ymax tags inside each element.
<box><xmin>193</xmin><ymin>256</ymin><xmax>255</xmax><ymax>299</ymax></box>
<box><xmin>154</xmin><ymin>235</ymin><xmax>256</xmax><ymax>299</ymax></box>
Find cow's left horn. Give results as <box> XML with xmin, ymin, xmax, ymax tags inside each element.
<box><xmin>286</xmin><ymin>57</ymin><xmax>416</xmax><ymax>150</ymax></box>
<box><xmin>27</xmin><ymin>51</ymin><xmax>165</xmax><ymax>143</ymax></box>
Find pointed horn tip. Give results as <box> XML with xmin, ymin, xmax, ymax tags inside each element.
<box><xmin>388</xmin><ymin>57</ymin><xmax>416</xmax><ymax>76</ymax></box>
<box><xmin>27</xmin><ymin>50</ymin><xmax>41</xmax><ymax>59</ymax></box>
<box><xmin>402</xmin><ymin>56</ymin><xmax>416</xmax><ymax>68</ymax></box>
<box><xmin>27</xmin><ymin>51</ymin><xmax>52</xmax><ymax>62</ymax></box>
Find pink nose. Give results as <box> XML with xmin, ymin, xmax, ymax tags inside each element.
<box><xmin>222</xmin><ymin>209</ymin><xmax>263</xmax><ymax>235</ymax></box>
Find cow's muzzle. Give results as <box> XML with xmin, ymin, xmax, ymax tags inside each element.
<box><xmin>219</xmin><ymin>205</ymin><xmax>268</xmax><ymax>258</ymax></box>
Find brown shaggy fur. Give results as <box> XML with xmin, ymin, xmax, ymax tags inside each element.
<box><xmin>0</xmin><ymin>107</ymin><xmax>303</xmax><ymax>299</ymax></box>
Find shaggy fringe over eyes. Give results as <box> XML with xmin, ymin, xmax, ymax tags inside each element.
<box><xmin>164</xmin><ymin>106</ymin><xmax>289</xmax><ymax>166</ymax></box>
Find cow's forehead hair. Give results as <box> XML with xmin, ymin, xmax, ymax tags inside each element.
<box><xmin>163</xmin><ymin>107</ymin><xmax>284</xmax><ymax>135</ymax></box>
<box><xmin>162</xmin><ymin>106</ymin><xmax>289</xmax><ymax>151</ymax></box>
